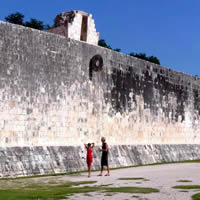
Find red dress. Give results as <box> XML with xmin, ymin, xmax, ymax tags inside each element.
<box><xmin>87</xmin><ymin>148</ymin><xmax>93</xmax><ymax>164</ymax></box>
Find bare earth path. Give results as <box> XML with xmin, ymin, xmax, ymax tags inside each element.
<box><xmin>63</xmin><ymin>163</ymin><xmax>200</xmax><ymax>200</ymax></box>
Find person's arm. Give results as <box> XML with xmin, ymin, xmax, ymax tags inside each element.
<box><xmin>84</xmin><ymin>144</ymin><xmax>88</xmax><ymax>149</ymax></box>
<box><xmin>104</xmin><ymin>144</ymin><xmax>108</xmax><ymax>152</ymax></box>
<box><xmin>91</xmin><ymin>143</ymin><xmax>95</xmax><ymax>148</ymax></box>
<box><xmin>99</xmin><ymin>144</ymin><xmax>108</xmax><ymax>152</ymax></box>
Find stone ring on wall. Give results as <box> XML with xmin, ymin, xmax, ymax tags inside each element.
<box><xmin>89</xmin><ymin>55</ymin><xmax>103</xmax><ymax>80</ymax></box>
<box><xmin>90</xmin><ymin>55</ymin><xmax>103</xmax><ymax>72</ymax></box>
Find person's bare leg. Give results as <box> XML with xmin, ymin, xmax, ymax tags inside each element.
<box><xmin>90</xmin><ymin>164</ymin><xmax>92</xmax><ymax>177</ymax></box>
<box><xmin>105</xmin><ymin>165</ymin><xmax>110</xmax><ymax>176</ymax></box>
<box><xmin>98</xmin><ymin>166</ymin><xmax>103</xmax><ymax>176</ymax></box>
<box><xmin>88</xmin><ymin>163</ymin><xmax>91</xmax><ymax>177</ymax></box>
<box><xmin>87</xmin><ymin>163</ymin><xmax>90</xmax><ymax>177</ymax></box>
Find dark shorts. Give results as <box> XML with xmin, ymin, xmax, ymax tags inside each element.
<box><xmin>101</xmin><ymin>155</ymin><xmax>108</xmax><ymax>166</ymax></box>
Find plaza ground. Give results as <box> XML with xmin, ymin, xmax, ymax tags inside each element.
<box><xmin>0</xmin><ymin>162</ymin><xmax>200</xmax><ymax>200</ymax></box>
<box><xmin>68</xmin><ymin>162</ymin><xmax>200</xmax><ymax>200</ymax></box>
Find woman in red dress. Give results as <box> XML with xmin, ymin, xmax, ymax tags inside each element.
<box><xmin>85</xmin><ymin>142</ymin><xmax>95</xmax><ymax>177</ymax></box>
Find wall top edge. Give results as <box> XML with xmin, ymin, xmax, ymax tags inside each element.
<box><xmin>0</xmin><ymin>20</ymin><xmax>199</xmax><ymax>84</ymax></box>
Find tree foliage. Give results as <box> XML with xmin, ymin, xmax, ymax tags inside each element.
<box><xmin>98</xmin><ymin>39</ymin><xmax>112</xmax><ymax>49</ymax></box>
<box><xmin>5</xmin><ymin>12</ymin><xmax>51</xmax><ymax>30</ymax></box>
<box><xmin>129</xmin><ymin>53</ymin><xmax>160</xmax><ymax>65</ymax></box>
<box><xmin>98</xmin><ymin>39</ymin><xmax>160</xmax><ymax>65</ymax></box>
<box><xmin>148</xmin><ymin>56</ymin><xmax>160</xmax><ymax>65</ymax></box>
<box><xmin>113</xmin><ymin>48</ymin><xmax>121</xmax><ymax>52</ymax></box>
<box><xmin>5</xmin><ymin>12</ymin><xmax>24</xmax><ymax>25</ymax></box>
<box><xmin>24</xmin><ymin>18</ymin><xmax>45</xmax><ymax>30</ymax></box>
<box><xmin>98</xmin><ymin>39</ymin><xmax>121</xmax><ymax>52</ymax></box>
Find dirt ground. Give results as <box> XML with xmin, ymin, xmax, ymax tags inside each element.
<box><xmin>63</xmin><ymin>163</ymin><xmax>200</xmax><ymax>200</ymax></box>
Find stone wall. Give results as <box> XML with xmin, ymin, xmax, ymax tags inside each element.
<box><xmin>86</xmin><ymin>14</ymin><xmax>99</xmax><ymax>45</ymax></box>
<box><xmin>0</xmin><ymin>144</ymin><xmax>200</xmax><ymax>177</ymax></box>
<box><xmin>66</xmin><ymin>11</ymin><xmax>99</xmax><ymax>45</ymax></box>
<box><xmin>67</xmin><ymin>11</ymin><xmax>82</xmax><ymax>41</ymax></box>
<box><xmin>0</xmin><ymin>21</ymin><xmax>200</xmax><ymax>147</ymax></box>
<box><xmin>0</xmin><ymin>21</ymin><xmax>200</xmax><ymax>177</ymax></box>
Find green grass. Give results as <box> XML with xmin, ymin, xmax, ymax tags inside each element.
<box><xmin>0</xmin><ymin>186</ymin><xmax>98</xmax><ymax>200</ymax></box>
<box><xmin>177</xmin><ymin>180</ymin><xmax>192</xmax><ymax>182</ymax></box>
<box><xmin>105</xmin><ymin>186</ymin><xmax>159</xmax><ymax>194</ymax></box>
<box><xmin>118</xmin><ymin>177</ymin><xmax>149</xmax><ymax>182</ymax></box>
<box><xmin>173</xmin><ymin>185</ymin><xmax>200</xmax><ymax>190</ymax></box>
<box><xmin>192</xmin><ymin>193</ymin><xmax>200</xmax><ymax>200</ymax></box>
<box><xmin>0</xmin><ymin>181</ymin><xmax>159</xmax><ymax>200</ymax></box>
<box><xmin>100</xmin><ymin>184</ymin><xmax>113</xmax><ymax>187</ymax></box>
<box><xmin>0</xmin><ymin>181</ymin><xmax>97</xmax><ymax>200</ymax></box>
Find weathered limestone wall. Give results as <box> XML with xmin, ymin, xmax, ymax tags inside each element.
<box><xmin>0</xmin><ymin>144</ymin><xmax>200</xmax><ymax>177</ymax></box>
<box><xmin>86</xmin><ymin>14</ymin><xmax>99</xmax><ymax>45</ymax></box>
<box><xmin>0</xmin><ymin>21</ymin><xmax>200</xmax><ymax>148</ymax></box>
<box><xmin>67</xmin><ymin>11</ymin><xmax>82</xmax><ymax>41</ymax></box>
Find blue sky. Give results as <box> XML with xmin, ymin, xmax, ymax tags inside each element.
<box><xmin>0</xmin><ymin>0</ymin><xmax>200</xmax><ymax>76</ymax></box>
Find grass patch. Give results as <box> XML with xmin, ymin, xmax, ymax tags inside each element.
<box><xmin>0</xmin><ymin>181</ymin><xmax>159</xmax><ymax>200</ymax></box>
<box><xmin>0</xmin><ymin>180</ymin><xmax>97</xmax><ymax>191</ymax></box>
<box><xmin>0</xmin><ymin>186</ymin><xmax>99</xmax><ymax>200</ymax></box>
<box><xmin>0</xmin><ymin>181</ymin><xmax>98</xmax><ymax>200</ymax></box>
<box><xmin>173</xmin><ymin>185</ymin><xmax>200</xmax><ymax>190</ymax></box>
<box><xmin>177</xmin><ymin>180</ymin><xmax>192</xmax><ymax>182</ymax></box>
<box><xmin>100</xmin><ymin>184</ymin><xmax>113</xmax><ymax>187</ymax></box>
<box><xmin>105</xmin><ymin>186</ymin><xmax>159</xmax><ymax>194</ymax></box>
<box><xmin>192</xmin><ymin>193</ymin><xmax>200</xmax><ymax>200</ymax></box>
<box><xmin>119</xmin><ymin>177</ymin><xmax>149</xmax><ymax>183</ymax></box>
